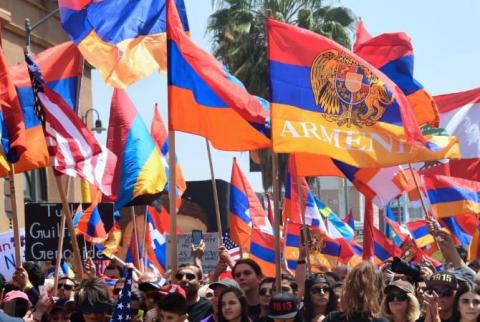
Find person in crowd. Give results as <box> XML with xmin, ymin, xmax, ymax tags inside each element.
<box><xmin>274</xmin><ymin>275</ymin><xmax>297</xmax><ymax>296</ymax></box>
<box><xmin>268</xmin><ymin>293</ymin><xmax>301</xmax><ymax>322</ymax></box>
<box><xmin>102</xmin><ymin>263</ymin><xmax>123</xmax><ymax>280</ymax></box>
<box><xmin>469</xmin><ymin>260</ymin><xmax>480</xmax><ymax>274</ymax></box>
<box><xmin>174</xmin><ymin>264</ymin><xmax>212</xmax><ymax>322</ymax></box>
<box><xmin>112</xmin><ymin>278</ymin><xmax>125</xmax><ymax>301</ymax></box>
<box><xmin>157</xmin><ymin>284</ymin><xmax>188</xmax><ymax>322</ymax></box>
<box><xmin>139</xmin><ymin>271</ymin><xmax>166</xmax><ymax>318</ymax></box>
<box><xmin>47</xmin><ymin>298</ymin><xmax>73</xmax><ymax>322</ymax></box>
<box><xmin>56</xmin><ymin>276</ymin><xmax>76</xmax><ymax>301</ymax></box>
<box><xmin>232</xmin><ymin>259</ymin><xmax>263</xmax><ymax>321</ymax></box>
<box><xmin>332</xmin><ymin>282</ymin><xmax>343</xmax><ymax>310</ymax></box>
<box><xmin>256</xmin><ymin>277</ymin><xmax>275</xmax><ymax>322</ymax></box>
<box><xmin>217</xmin><ymin>287</ymin><xmax>250</xmax><ymax>322</ymax></box>
<box><xmin>380</xmin><ymin>280</ymin><xmax>421</xmax><ymax>322</ymax></box>
<box><xmin>452</xmin><ymin>283</ymin><xmax>480</xmax><ymax>322</ymax></box>
<box><xmin>131</xmin><ymin>290</ymin><xmax>146</xmax><ymax>322</ymax></box>
<box><xmin>199</xmin><ymin>284</ymin><xmax>214</xmax><ymax>301</ymax></box>
<box><xmin>303</xmin><ymin>273</ymin><xmax>337</xmax><ymax>322</ymax></box>
<box><xmin>73</xmin><ymin>278</ymin><xmax>113</xmax><ymax>322</ymax></box>
<box><xmin>10</xmin><ymin>267</ymin><xmax>39</xmax><ymax>306</ymax></box>
<box><xmin>201</xmin><ymin>279</ymin><xmax>240</xmax><ymax>322</ymax></box>
<box><xmin>1</xmin><ymin>291</ymin><xmax>30</xmax><ymax>318</ymax></box>
<box><xmin>418</xmin><ymin>272</ymin><xmax>458</xmax><ymax>322</ymax></box>
<box><xmin>323</xmin><ymin>262</ymin><xmax>388</xmax><ymax>322</ymax></box>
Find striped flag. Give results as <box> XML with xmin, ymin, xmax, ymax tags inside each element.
<box><xmin>26</xmin><ymin>52</ymin><xmax>117</xmax><ymax>196</ymax></box>
<box><xmin>223</xmin><ymin>232</ymin><xmax>241</xmax><ymax>262</ymax></box>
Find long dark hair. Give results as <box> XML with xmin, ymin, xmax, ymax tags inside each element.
<box><xmin>453</xmin><ymin>283</ymin><xmax>480</xmax><ymax>322</ymax></box>
<box><xmin>217</xmin><ymin>287</ymin><xmax>250</xmax><ymax>322</ymax></box>
<box><xmin>304</xmin><ymin>273</ymin><xmax>337</xmax><ymax>322</ymax></box>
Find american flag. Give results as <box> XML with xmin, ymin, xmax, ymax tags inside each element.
<box><xmin>110</xmin><ymin>269</ymin><xmax>133</xmax><ymax>322</ymax></box>
<box><xmin>223</xmin><ymin>232</ymin><xmax>241</xmax><ymax>262</ymax></box>
<box><xmin>25</xmin><ymin>52</ymin><xmax>117</xmax><ymax>196</ymax></box>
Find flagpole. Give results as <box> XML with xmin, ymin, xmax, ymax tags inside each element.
<box><xmin>142</xmin><ymin>207</ymin><xmax>148</xmax><ymax>273</ymax></box>
<box><xmin>205</xmin><ymin>139</ymin><xmax>223</xmax><ymax>244</ymax></box>
<box><xmin>130</xmin><ymin>207</ymin><xmax>142</xmax><ymax>271</ymax></box>
<box><xmin>295</xmin><ymin>176</ymin><xmax>311</xmax><ymax>274</ymax></box>
<box><xmin>168</xmin><ymin>130</ymin><xmax>178</xmax><ymax>273</ymax></box>
<box><xmin>272</xmin><ymin>152</ymin><xmax>282</xmax><ymax>292</ymax></box>
<box><xmin>8</xmin><ymin>165</ymin><xmax>22</xmax><ymax>268</ymax></box>
<box><xmin>407</xmin><ymin>164</ymin><xmax>433</xmax><ymax>220</ymax></box>
<box><xmin>54</xmin><ymin>175</ymin><xmax>84</xmax><ymax>278</ymax></box>
<box><xmin>52</xmin><ymin>208</ymin><xmax>66</xmax><ymax>296</ymax></box>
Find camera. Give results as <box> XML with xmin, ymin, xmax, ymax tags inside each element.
<box><xmin>391</xmin><ymin>257</ymin><xmax>423</xmax><ymax>282</ymax></box>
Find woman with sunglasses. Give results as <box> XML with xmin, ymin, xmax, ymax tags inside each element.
<box><xmin>380</xmin><ymin>280</ymin><xmax>421</xmax><ymax>322</ymax></box>
<box><xmin>452</xmin><ymin>283</ymin><xmax>480</xmax><ymax>322</ymax></box>
<box><xmin>218</xmin><ymin>287</ymin><xmax>250</xmax><ymax>322</ymax></box>
<box><xmin>303</xmin><ymin>273</ymin><xmax>337</xmax><ymax>322</ymax></box>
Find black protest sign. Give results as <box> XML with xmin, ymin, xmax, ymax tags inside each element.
<box><xmin>25</xmin><ymin>203</ymin><xmax>113</xmax><ymax>261</ymax></box>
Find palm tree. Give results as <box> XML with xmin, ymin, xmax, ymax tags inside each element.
<box><xmin>207</xmin><ymin>0</ymin><xmax>356</xmax><ymax>191</ymax></box>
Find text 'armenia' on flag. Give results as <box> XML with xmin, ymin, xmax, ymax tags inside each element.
<box><xmin>267</xmin><ymin>18</ymin><xmax>459</xmax><ymax>168</ymax></box>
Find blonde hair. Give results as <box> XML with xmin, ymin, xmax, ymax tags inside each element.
<box><xmin>339</xmin><ymin>262</ymin><xmax>382</xmax><ymax>318</ymax></box>
<box><xmin>380</xmin><ymin>292</ymin><xmax>421</xmax><ymax>322</ymax></box>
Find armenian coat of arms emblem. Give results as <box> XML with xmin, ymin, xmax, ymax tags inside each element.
<box><xmin>310</xmin><ymin>49</ymin><xmax>394</xmax><ymax>127</ymax></box>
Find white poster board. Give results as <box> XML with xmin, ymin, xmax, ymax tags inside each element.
<box><xmin>0</xmin><ymin>229</ymin><xmax>25</xmax><ymax>281</ymax></box>
<box><xmin>166</xmin><ymin>233</ymin><xmax>219</xmax><ymax>274</ymax></box>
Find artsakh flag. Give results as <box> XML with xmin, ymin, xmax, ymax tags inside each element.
<box><xmin>267</xmin><ymin>18</ymin><xmax>459</xmax><ymax>168</ymax></box>
<box><xmin>167</xmin><ymin>0</ymin><xmax>270</xmax><ymax>151</ymax></box>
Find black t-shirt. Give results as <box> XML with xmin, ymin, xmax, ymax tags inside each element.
<box><xmin>323</xmin><ymin>311</ymin><xmax>389</xmax><ymax>322</ymax></box>
<box><xmin>248</xmin><ymin>304</ymin><xmax>262</xmax><ymax>322</ymax></box>
<box><xmin>188</xmin><ymin>298</ymin><xmax>212</xmax><ymax>322</ymax></box>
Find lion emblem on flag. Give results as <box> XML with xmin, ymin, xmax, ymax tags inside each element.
<box><xmin>310</xmin><ymin>49</ymin><xmax>394</xmax><ymax>127</ymax></box>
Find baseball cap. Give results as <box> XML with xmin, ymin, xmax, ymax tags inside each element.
<box><xmin>427</xmin><ymin>272</ymin><xmax>458</xmax><ymax>290</ymax></box>
<box><xmin>158</xmin><ymin>284</ymin><xmax>187</xmax><ymax>299</ymax></box>
<box><xmin>3</xmin><ymin>291</ymin><xmax>30</xmax><ymax>304</ymax></box>
<box><xmin>138</xmin><ymin>276</ymin><xmax>167</xmax><ymax>292</ymax></box>
<box><xmin>209</xmin><ymin>279</ymin><xmax>240</xmax><ymax>290</ymax></box>
<box><xmin>268</xmin><ymin>293</ymin><xmax>298</xmax><ymax>319</ymax></box>
<box><xmin>385</xmin><ymin>280</ymin><xmax>415</xmax><ymax>294</ymax></box>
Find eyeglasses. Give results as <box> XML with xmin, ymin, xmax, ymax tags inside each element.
<box><xmin>429</xmin><ymin>287</ymin><xmax>454</xmax><ymax>298</ymax></box>
<box><xmin>175</xmin><ymin>272</ymin><xmax>196</xmax><ymax>281</ymax></box>
<box><xmin>460</xmin><ymin>298</ymin><xmax>480</xmax><ymax>306</ymax></box>
<box><xmin>386</xmin><ymin>292</ymin><xmax>408</xmax><ymax>302</ymax></box>
<box><xmin>57</xmin><ymin>284</ymin><xmax>74</xmax><ymax>291</ymax></box>
<box><xmin>113</xmin><ymin>288</ymin><xmax>122</xmax><ymax>295</ymax></box>
<box><xmin>259</xmin><ymin>288</ymin><xmax>272</xmax><ymax>296</ymax></box>
<box><xmin>310</xmin><ymin>286</ymin><xmax>330</xmax><ymax>295</ymax></box>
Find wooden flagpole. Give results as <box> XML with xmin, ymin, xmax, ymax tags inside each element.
<box><xmin>142</xmin><ymin>206</ymin><xmax>148</xmax><ymax>273</ymax></box>
<box><xmin>295</xmin><ymin>176</ymin><xmax>311</xmax><ymax>274</ymax></box>
<box><xmin>130</xmin><ymin>207</ymin><xmax>142</xmax><ymax>271</ymax></box>
<box><xmin>168</xmin><ymin>130</ymin><xmax>178</xmax><ymax>273</ymax></box>
<box><xmin>205</xmin><ymin>139</ymin><xmax>223</xmax><ymax>244</ymax></box>
<box><xmin>272</xmin><ymin>153</ymin><xmax>282</xmax><ymax>292</ymax></box>
<box><xmin>407</xmin><ymin>164</ymin><xmax>433</xmax><ymax>219</ymax></box>
<box><xmin>52</xmin><ymin>178</ymin><xmax>74</xmax><ymax>296</ymax></box>
<box><xmin>54</xmin><ymin>175</ymin><xmax>84</xmax><ymax>278</ymax></box>
<box><xmin>8</xmin><ymin>165</ymin><xmax>22</xmax><ymax>268</ymax></box>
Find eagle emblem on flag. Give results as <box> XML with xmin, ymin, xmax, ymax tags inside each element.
<box><xmin>310</xmin><ymin>49</ymin><xmax>393</xmax><ymax>128</ymax></box>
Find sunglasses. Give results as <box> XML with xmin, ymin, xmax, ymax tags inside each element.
<box><xmin>175</xmin><ymin>272</ymin><xmax>196</xmax><ymax>281</ymax></box>
<box><xmin>460</xmin><ymin>298</ymin><xmax>480</xmax><ymax>306</ymax></box>
<box><xmin>311</xmin><ymin>286</ymin><xmax>330</xmax><ymax>295</ymax></box>
<box><xmin>429</xmin><ymin>287</ymin><xmax>454</xmax><ymax>298</ymax></box>
<box><xmin>386</xmin><ymin>292</ymin><xmax>408</xmax><ymax>302</ymax></box>
<box><xmin>259</xmin><ymin>288</ymin><xmax>272</xmax><ymax>296</ymax></box>
<box><xmin>113</xmin><ymin>288</ymin><xmax>122</xmax><ymax>295</ymax></box>
<box><xmin>57</xmin><ymin>284</ymin><xmax>74</xmax><ymax>291</ymax></box>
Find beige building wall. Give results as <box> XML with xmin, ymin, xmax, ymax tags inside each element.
<box><xmin>0</xmin><ymin>0</ymin><xmax>92</xmax><ymax>233</ymax></box>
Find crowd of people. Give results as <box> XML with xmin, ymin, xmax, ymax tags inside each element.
<box><xmin>0</xmin><ymin>226</ymin><xmax>479</xmax><ymax>322</ymax></box>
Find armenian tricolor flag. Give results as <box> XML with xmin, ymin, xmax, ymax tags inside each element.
<box><xmin>249</xmin><ymin>228</ymin><xmax>276</xmax><ymax>277</ymax></box>
<box><xmin>167</xmin><ymin>0</ymin><xmax>270</xmax><ymax>151</ymax></box>
<box><xmin>58</xmin><ymin>0</ymin><xmax>189</xmax><ymax>88</ymax></box>
<box><xmin>267</xmin><ymin>18</ymin><xmax>459</xmax><ymax>168</ymax></box>
<box><xmin>106</xmin><ymin>89</ymin><xmax>167</xmax><ymax>209</ymax></box>
<box><xmin>469</xmin><ymin>221</ymin><xmax>480</xmax><ymax>260</ymax></box>
<box><xmin>423</xmin><ymin>175</ymin><xmax>480</xmax><ymax>218</ymax></box>
<box><xmin>76</xmin><ymin>200</ymin><xmax>108</xmax><ymax>244</ymax></box>
<box><xmin>353</xmin><ymin>19</ymin><xmax>439</xmax><ymax>127</ymax></box>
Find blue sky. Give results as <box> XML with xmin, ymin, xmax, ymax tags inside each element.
<box><xmin>92</xmin><ymin>0</ymin><xmax>480</xmax><ymax>192</ymax></box>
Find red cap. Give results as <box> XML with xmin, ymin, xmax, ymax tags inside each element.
<box><xmin>159</xmin><ymin>284</ymin><xmax>186</xmax><ymax>299</ymax></box>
